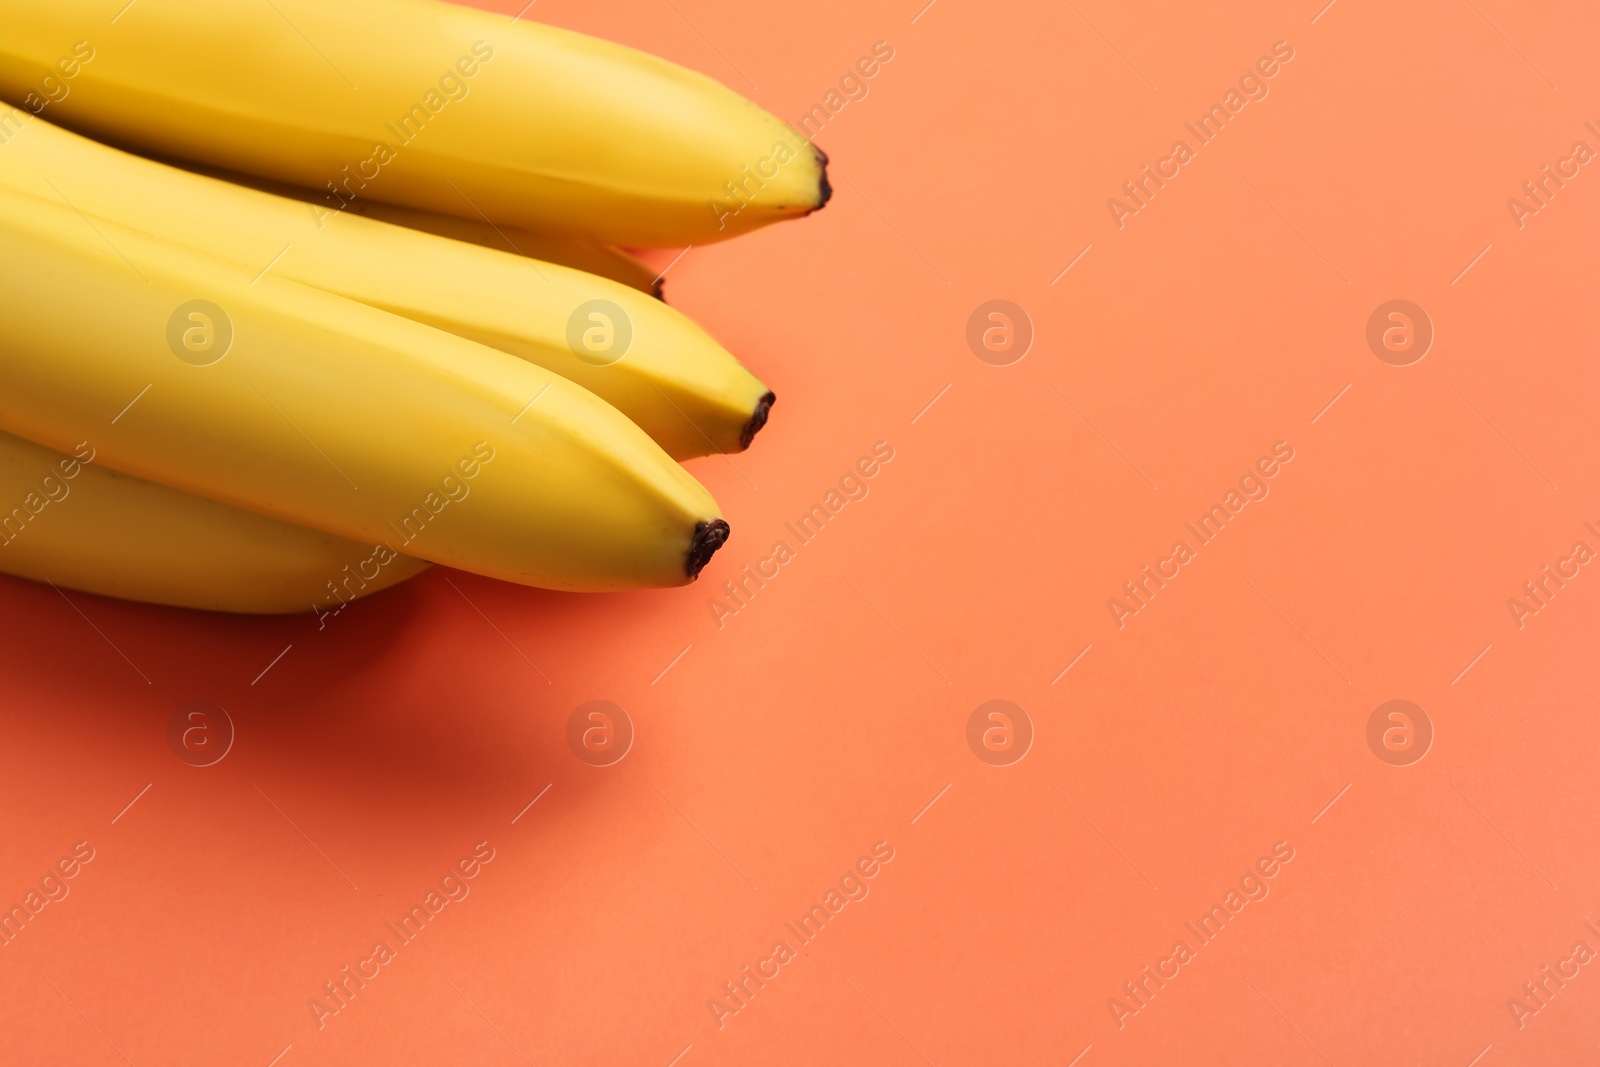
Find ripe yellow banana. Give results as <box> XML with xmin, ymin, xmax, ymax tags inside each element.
<box><xmin>0</xmin><ymin>116</ymin><xmax>773</xmax><ymax>461</ymax></box>
<box><xmin>186</xmin><ymin>165</ymin><xmax>666</xmax><ymax>296</ymax></box>
<box><xmin>345</xmin><ymin>200</ymin><xmax>665</xmax><ymax>297</ymax></box>
<box><xmin>0</xmin><ymin>0</ymin><xmax>829</xmax><ymax>247</ymax></box>
<box><xmin>0</xmin><ymin>188</ymin><xmax>730</xmax><ymax>592</ymax></box>
<box><xmin>0</xmin><ymin>429</ymin><xmax>431</xmax><ymax>613</ymax></box>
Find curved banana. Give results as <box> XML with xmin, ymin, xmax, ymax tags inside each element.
<box><xmin>0</xmin><ymin>429</ymin><xmax>430</xmax><ymax>614</ymax></box>
<box><xmin>0</xmin><ymin>116</ymin><xmax>772</xmax><ymax>460</ymax></box>
<box><xmin>346</xmin><ymin>200</ymin><xmax>665</xmax><ymax>297</ymax></box>
<box><xmin>0</xmin><ymin>0</ymin><xmax>829</xmax><ymax>247</ymax></box>
<box><xmin>0</xmin><ymin>189</ymin><xmax>730</xmax><ymax>592</ymax></box>
<box><xmin>185</xmin><ymin>164</ymin><xmax>666</xmax><ymax>296</ymax></box>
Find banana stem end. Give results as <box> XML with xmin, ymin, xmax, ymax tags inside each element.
<box><xmin>811</xmin><ymin>146</ymin><xmax>833</xmax><ymax>212</ymax></box>
<box><xmin>738</xmin><ymin>392</ymin><xmax>777</xmax><ymax>451</ymax></box>
<box><xmin>687</xmin><ymin>519</ymin><xmax>731</xmax><ymax>580</ymax></box>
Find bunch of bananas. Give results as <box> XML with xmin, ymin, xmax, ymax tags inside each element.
<box><xmin>0</xmin><ymin>0</ymin><xmax>828</xmax><ymax>612</ymax></box>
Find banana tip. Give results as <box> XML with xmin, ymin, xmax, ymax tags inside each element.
<box><xmin>811</xmin><ymin>146</ymin><xmax>832</xmax><ymax>213</ymax></box>
<box><xmin>686</xmin><ymin>519</ymin><xmax>731</xmax><ymax>580</ymax></box>
<box><xmin>739</xmin><ymin>392</ymin><xmax>776</xmax><ymax>450</ymax></box>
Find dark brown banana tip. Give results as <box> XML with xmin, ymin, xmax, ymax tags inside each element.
<box><xmin>686</xmin><ymin>519</ymin><xmax>731</xmax><ymax>579</ymax></box>
<box><xmin>651</xmin><ymin>276</ymin><xmax>666</xmax><ymax>301</ymax></box>
<box><xmin>810</xmin><ymin>146</ymin><xmax>832</xmax><ymax>212</ymax></box>
<box><xmin>738</xmin><ymin>392</ymin><xmax>776</xmax><ymax>450</ymax></box>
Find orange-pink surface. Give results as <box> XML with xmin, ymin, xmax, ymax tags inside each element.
<box><xmin>2</xmin><ymin>0</ymin><xmax>1598</xmax><ymax>1063</ymax></box>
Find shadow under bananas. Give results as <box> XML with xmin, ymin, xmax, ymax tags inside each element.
<box><xmin>0</xmin><ymin>567</ymin><xmax>620</xmax><ymax>827</ymax></box>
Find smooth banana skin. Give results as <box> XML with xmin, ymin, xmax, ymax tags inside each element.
<box><xmin>0</xmin><ymin>0</ymin><xmax>829</xmax><ymax>246</ymax></box>
<box><xmin>0</xmin><ymin>430</ymin><xmax>431</xmax><ymax>614</ymax></box>
<box><xmin>183</xmin><ymin>164</ymin><xmax>665</xmax><ymax>296</ymax></box>
<box><xmin>0</xmin><ymin>118</ymin><xmax>773</xmax><ymax>460</ymax></box>
<box><xmin>314</xmin><ymin>200</ymin><xmax>665</xmax><ymax>298</ymax></box>
<box><xmin>0</xmin><ymin>191</ymin><xmax>730</xmax><ymax>592</ymax></box>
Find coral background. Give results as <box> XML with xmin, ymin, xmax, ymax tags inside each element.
<box><xmin>2</xmin><ymin>0</ymin><xmax>1597</xmax><ymax>1063</ymax></box>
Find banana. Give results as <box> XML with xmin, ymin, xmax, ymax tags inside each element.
<box><xmin>0</xmin><ymin>188</ymin><xmax>730</xmax><ymax>592</ymax></box>
<box><xmin>344</xmin><ymin>200</ymin><xmax>665</xmax><ymax>297</ymax></box>
<box><xmin>182</xmin><ymin>164</ymin><xmax>666</xmax><ymax>296</ymax></box>
<box><xmin>0</xmin><ymin>0</ymin><xmax>829</xmax><ymax>247</ymax></box>
<box><xmin>0</xmin><ymin>116</ymin><xmax>773</xmax><ymax>461</ymax></box>
<box><xmin>0</xmin><ymin>429</ymin><xmax>430</xmax><ymax>613</ymax></box>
